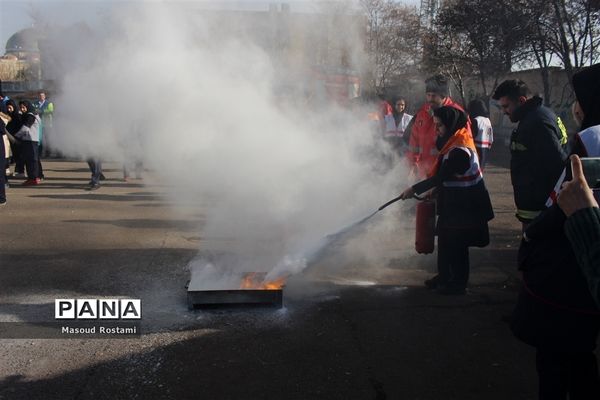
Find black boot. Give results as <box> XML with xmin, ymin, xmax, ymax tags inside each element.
<box><xmin>424</xmin><ymin>275</ymin><xmax>444</xmax><ymax>290</ymax></box>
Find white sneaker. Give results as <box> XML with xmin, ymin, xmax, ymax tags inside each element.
<box><xmin>13</xmin><ymin>172</ymin><xmax>25</xmax><ymax>178</ymax></box>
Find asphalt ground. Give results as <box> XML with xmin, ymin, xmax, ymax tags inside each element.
<box><xmin>0</xmin><ymin>149</ymin><xmax>574</xmax><ymax>400</ymax></box>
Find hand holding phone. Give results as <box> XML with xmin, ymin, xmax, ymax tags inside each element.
<box><xmin>580</xmin><ymin>157</ymin><xmax>600</xmax><ymax>189</ymax></box>
<box><xmin>557</xmin><ymin>155</ymin><xmax>599</xmax><ymax>217</ymax></box>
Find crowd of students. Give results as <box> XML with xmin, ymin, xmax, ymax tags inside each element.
<box><xmin>0</xmin><ymin>90</ymin><xmax>145</xmax><ymax>202</ymax></box>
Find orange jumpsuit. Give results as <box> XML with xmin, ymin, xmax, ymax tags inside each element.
<box><xmin>407</xmin><ymin>97</ymin><xmax>470</xmax><ymax>178</ymax></box>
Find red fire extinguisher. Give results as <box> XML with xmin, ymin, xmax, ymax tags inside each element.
<box><xmin>376</xmin><ymin>192</ymin><xmax>436</xmax><ymax>254</ymax></box>
<box><xmin>414</xmin><ymin>195</ymin><xmax>436</xmax><ymax>254</ymax></box>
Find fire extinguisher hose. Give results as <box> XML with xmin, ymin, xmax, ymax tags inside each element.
<box><xmin>378</xmin><ymin>193</ymin><xmax>428</xmax><ymax>211</ymax></box>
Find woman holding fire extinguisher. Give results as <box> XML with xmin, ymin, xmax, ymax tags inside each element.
<box><xmin>398</xmin><ymin>106</ymin><xmax>494</xmax><ymax>295</ymax></box>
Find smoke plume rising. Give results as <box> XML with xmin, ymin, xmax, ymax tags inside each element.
<box><xmin>45</xmin><ymin>1</ymin><xmax>411</xmax><ymax>287</ymax></box>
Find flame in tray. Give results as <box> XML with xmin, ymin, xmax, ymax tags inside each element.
<box><xmin>240</xmin><ymin>272</ymin><xmax>286</xmax><ymax>290</ymax></box>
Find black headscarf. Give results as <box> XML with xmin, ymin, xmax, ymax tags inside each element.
<box><xmin>19</xmin><ymin>101</ymin><xmax>37</xmax><ymax>128</ymax></box>
<box><xmin>572</xmin><ymin>63</ymin><xmax>600</xmax><ymax>130</ymax></box>
<box><xmin>433</xmin><ymin>106</ymin><xmax>468</xmax><ymax>150</ymax></box>
<box><xmin>5</xmin><ymin>99</ymin><xmax>22</xmax><ymax>134</ymax></box>
<box><xmin>467</xmin><ymin>99</ymin><xmax>489</xmax><ymax>118</ymax></box>
<box><xmin>6</xmin><ymin>99</ymin><xmax>17</xmax><ymax>114</ymax></box>
<box><xmin>19</xmin><ymin>100</ymin><xmax>36</xmax><ymax>114</ymax></box>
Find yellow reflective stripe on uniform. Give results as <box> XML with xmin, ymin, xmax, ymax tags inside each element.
<box><xmin>511</xmin><ymin>141</ymin><xmax>527</xmax><ymax>151</ymax></box>
<box><xmin>557</xmin><ymin>117</ymin><xmax>568</xmax><ymax>145</ymax></box>
<box><xmin>516</xmin><ymin>209</ymin><xmax>541</xmax><ymax>220</ymax></box>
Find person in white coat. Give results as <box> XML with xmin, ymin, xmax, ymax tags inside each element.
<box><xmin>384</xmin><ymin>97</ymin><xmax>413</xmax><ymax>156</ymax></box>
<box><xmin>467</xmin><ymin>99</ymin><xmax>493</xmax><ymax>169</ymax></box>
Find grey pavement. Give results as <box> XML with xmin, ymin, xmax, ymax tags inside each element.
<box><xmin>0</xmin><ymin>156</ymin><xmax>546</xmax><ymax>399</ymax></box>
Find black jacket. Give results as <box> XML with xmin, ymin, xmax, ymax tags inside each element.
<box><xmin>511</xmin><ymin>204</ymin><xmax>600</xmax><ymax>351</ymax></box>
<box><xmin>510</xmin><ymin>96</ymin><xmax>567</xmax><ymax>222</ymax></box>
<box><xmin>413</xmin><ymin>148</ymin><xmax>494</xmax><ymax>245</ymax></box>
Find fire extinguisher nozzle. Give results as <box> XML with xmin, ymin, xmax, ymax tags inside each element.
<box><xmin>378</xmin><ymin>195</ymin><xmax>403</xmax><ymax>211</ymax></box>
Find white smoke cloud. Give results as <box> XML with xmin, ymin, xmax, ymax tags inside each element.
<box><xmin>47</xmin><ymin>1</ymin><xmax>412</xmax><ymax>287</ymax></box>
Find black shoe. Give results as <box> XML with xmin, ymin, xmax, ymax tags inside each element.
<box><xmin>436</xmin><ymin>284</ymin><xmax>466</xmax><ymax>296</ymax></box>
<box><xmin>99</xmin><ymin>174</ymin><xmax>106</xmax><ymax>181</ymax></box>
<box><xmin>86</xmin><ymin>183</ymin><xmax>100</xmax><ymax>191</ymax></box>
<box><xmin>0</xmin><ymin>199</ymin><xmax>6</xmax><ymax>206</ymax></box>
<box><xmin>424</xmin><ymin>275</ymin><xmax>444</xmax><ymax>290</ymax></box>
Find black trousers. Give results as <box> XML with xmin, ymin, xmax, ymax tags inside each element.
<box><xmin>537</xmin><ymin>349</ymin><xmax>600</xmax><ymax>400</ymax></box>
<box><xmin>437</xmin><ymin>229</ymin><xmax>470</xmax><ymax>287</ymax></box>
<box><xmin>0</xmin><ymin>138</ymin><xmax>5</xmax><ymax>201</ymax></box>
<box><xmin>22</xmin><ymin>141</ymin><xmax>39</xmax><ymax>180</ymax></box>
<box><xmin>10</xmin><ymin>141</ymin><xmax>24</xmax><ymax>173</ymax></box>
<box><xmin>37</xmin><ymin>143</ymin><xmax>44</xmax><ymax>179</ymax></box>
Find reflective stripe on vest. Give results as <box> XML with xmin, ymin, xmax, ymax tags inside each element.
<box><xmin>442</xmin><ymin>147</ymin><xmax>483</xmax><ymax>188</ymax></box>
<box><xmin>545</xmin><ymin>168</ymin><xmax>567</xmax><ymax>208</ymax></box>
<box><xmin>474</xmin><ymin>116</ymin><xmax>493</xmax><ymax>149</ymax></box>
<box><xmin>383</xmin><ymin>114</ymin><xmax>397</xmax><ymax>135</ymax></box>
<box><xmin>516</xmin><ymin>209</ymin><xmax>541</xmax><ymax>221</ymax></box>
<box><xmin>557</xmin><ymin>117</ymin><xmax>568</xmax><ymax>145</ymax></box>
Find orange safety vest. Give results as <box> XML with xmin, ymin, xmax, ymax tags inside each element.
<box><xmin>428</xmin><ymin>127</ymin><xmax>482</xmax><ymax>187</ymax></box>
<box><xmin>407</xmin><ymin>98</ymin><xmax>470</xmax><ymax>178</ymax></box>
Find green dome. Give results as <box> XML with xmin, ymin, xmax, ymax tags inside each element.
<box><xmin>5</xmin><ymin>28</ymin><xmax>42</xmax><ymax>54</ymax></box>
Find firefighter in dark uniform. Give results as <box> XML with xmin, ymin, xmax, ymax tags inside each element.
<box><xmin>492</xmin><ymin>79</ymin><xmax>568</xmax><ymax>228</ymax></box>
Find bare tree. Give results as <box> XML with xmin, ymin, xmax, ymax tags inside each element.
<box><xmin>547</xmin><ymin>0</ymin><xmax>600</xmax><ymax>83</ymax></box>
<box><xmin>421</xmin><ymin>22</ymin><xmax>472</xmax><ymax>105</ymax></box>
<box><xmin>516</xmin><ymin>0</ymin><xmax>600</xmax><ymax>105</ymax></box>
<box><xmin>361</xmin><ymin>0</ymin><xmax>421</xmax><ymax>90</ymax></box>
<box><xmin>423</xmin><ymin>0</ymin><xmax>531</xmax><ymax>103</ymax></box>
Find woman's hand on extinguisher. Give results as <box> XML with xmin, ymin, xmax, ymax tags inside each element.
<box><xmin>399</xmin><ymin>186</ymin><xmax>415</xmax><ymax>200</ymax></box>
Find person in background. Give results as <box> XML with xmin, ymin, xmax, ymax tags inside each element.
<box><xmin>397</xmin><ymin>106</ymin><xmax>493</xmax><ymax>295</ymax></box>
<box><xmin>383</xmin><ymin>97</ymin><xmax>413</xmax><ymax>156</ymax></box>
<box><xmin>379</xmin><ymin>95</ymin><xmax>395</xmax><ymax>136</ymax></box>
<box><xmin>0</xmin><ymin>84</ymin><xmax>10</xmax><ymax>114</ymax></box>
<box><xmin>5</xmin><ymin>100</ymin><xmax>24</xmax><ymax>178</ymax></box>
<box><xmin>407</xmin><ymin>74</ymin><xmax>469</xmax><ymax>179</ymax></box>
<box><xmin>14</xmin><ymin>101</ymin><xmax>41</xmax><ymax>186</ymax></box>
<box><xmin>122</xmin><ymin>121</ymin><xmax>144</xmax><ymax>182</ymax></box>
<box><xmin>510</xmin><ymin>64</ymin><xmax>600</xmax><ymax>400</ymax></box>
<box><xmin>19</xmin><ymin>101</ymin><xmax>44</xmax><ymax>181</ymax></box>
<box><xmin>86</xmin><ymin>158</ymin><xmax>103</xmax><ymax>191</ymax></box>
<box><xmin>2</xmin><ymin>114</ymin><xmax>10</xmax><ymax>187</ymax></box>
<box><xmin>467</xmin><ymin>99</ymin><xmax>493</xmax><ymax>169</ymax></box>
<box><xmin>35</xmin><ymin>91</ymin><xmax>54</xmax><ymax>157</ymax></box>
<box><xmin>0</xmin><ymin>117</ymin><xmax>6</xmax><ymax>204</ymax></box>
<box><xmin>492</xmin><ymin>79</ymin><xmax>567</xmax><ymax>228</ymax></box>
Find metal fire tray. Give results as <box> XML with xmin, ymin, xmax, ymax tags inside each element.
<box><xmin>187</xmin><ymin>272</ymin><xmax>283</xmax><ymax>309</ymax></box>
<box><xmin>187</xmin><ymin>288</ymin><xmax>283</xmax><ymax>309</ymax></box>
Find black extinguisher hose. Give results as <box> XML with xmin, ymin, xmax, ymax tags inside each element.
<box><xmin>378</xmin><ymin>193</ymin><xmax>427</xmax><ymax>211</ymax></box>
